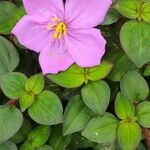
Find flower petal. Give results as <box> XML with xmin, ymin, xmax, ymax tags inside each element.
<box><xmin>23</xmin><ymin>0</ymin><xmax>64</xmax><ymax>16</ymax></box>
<box><xmin>12</xmin><ymin>15</ymin><xmax>52</xmax><ymax>53</ymax></box>
<box><xmin>65</xmin><ymin>28</ymin><xmax>106</xmax><ymax>67</ymax></box>
<box><xmin>65</xmin><ymin>0</ymin><xmax>112</xmax><ymax>28</ymax></box>
<box><xmin>39</xmin><ymin>39</ymin><xmax>74</xmax><ymax>74</ymax></box>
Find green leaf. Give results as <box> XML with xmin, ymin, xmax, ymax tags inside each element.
<box><xmin>0</xmin><ymin>72</ymin><xmax>27</xmax><ymax>99</ymax></box>
<box><xmin>141</xmin><ymin>2</ymin><xmax>150</xmax><ymax>23</ymax></box>
<box><xmin>115</xmin><ymin>93</ymin><xmax>135</xmax><ymax>120</ymax></box>
<box><xmin>0</xmin><ymin>36</ymin><xmax>19</xmax><ymax>75</ymax></box>
<box><xmin>82</xmin><ymin>113</ymin><xmax>118</xmax><ymax>144</ymax></box>
<box><xmin>136</xmin><ymin>101</ymin><xmax>150</xmax><ymax>128</ymax></box>
<box><xmin>144</xmin><ymin>64</ymin><xmax>150</xmax><ymax>76</ymax></box>
<box><xmin>25</xmin><ymin>74</ymin><xmax>45</xmax><ymax>95</ymax></box>
<box><xmin>114</xmin><ymin>0</ymin><xmax>141</xmax><ymax>19</ymax></box>
<box><xmin>118</xmin><ymin>121</ymin><xmax>142</xmax><ymax>150</ymax></box>
<box><xmin>19</xmin><ymin>92</ymin><xmax>34</xmax><ymax>112</ymax></box>
<box><xmin>0</xmin><ymin>105</ymin><xmax>23</xmax><ymax>144</ymax></box>
<box><xmin>11</xmin><ymin>119</ymin><xmax>32</xmax><ymax>144</ymax></box>
<box><xmin>87</xmin><ymin>61</ymin><xmax>113</xmax><ymax>81</ymax></box>
<box><xmin>28</xmin><ymin>90</ymin><xmax>63</xmax><ymax>125</ymax></box>
<box><xmin>0</xmin><ymin>2</ymin><xmax>25</xmax><ymax>34</ymax></box>
<box><xmin>47</xmin><ymin>62</ymin><xmax>112</xmax><ymax>88</ymax></box>
<box><xmin>50</xmin><ymin>125</ymin><xmax>72</xmax><ymax>150</ymax></box>
<box><xmin>63</xmin><ymin>95</ymin><xmax>94</xmax><ymax>135</ymax></box>
<box><xmin>47</xmin><ymin>64</ymin><xmax>85</xmax><ymax>88</ymax></box>
<box><xmin>101</xmin><ymin>9</ymin><xmax>119</xmax><ymax>25</ymax></box>
<box><xmin>81</xmin><ymin>80</ymin><xmax>110</xmax><ymax>115</ymax></box>
<box><xmin>120</xmin><ymin>71</ymin><xmax>149</xmax><ymax>102</ymax></box>
<box><xmin>27</xmin><ymin>125</ymin><xmax>50</xmax><ymax>148</ymax></box>
<box><xmin>120</xmin><ymin>20</ymin><xmax>150</xmax><ymax>68</ymax></box>
<box><xmin>0</xmin><ymin>141</ymin><xmax>17</xmax><ymax>150</ymax></box>
<box><xmin>105</xmin><ymin>50</ymin><xmax>136</xmax><ymax>81</ymax></box>
<box><xmin>36</xmin><ymin>145</ymin><xmax>53</xmax><ymax>150</ymax></box>
<box><xmin>71</xmin><ymin>133</ymin><xmax>96</xmax><ymax>149</ymax></box>
<box><xmin>20</xmin><ymin>142</ymin><xmax>34</xmax><ymax>150</ymax></box>
<box><xmin>0</xmin><ymin>1</ymin><xmax>16</xmax><ymax>34</ymax></box>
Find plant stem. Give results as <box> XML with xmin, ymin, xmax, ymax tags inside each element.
<box><xmin>143</xmin><ymin>127</ymin><xmax>150</xmax><ymax>150</ymax></box>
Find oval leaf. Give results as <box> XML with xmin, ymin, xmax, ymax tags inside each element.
<box><xmin>120</xmin><ymin>20</ymin><xmax>150</xmax><ymax>68</ymax></box>
<box><xmin>82</xmin><ymin>113</ymin><xmax>118</xmax><ymax>144</ymax></box>
<box><xmin>136</xmin><ymin>101</ymin><xmax>150</xmax><ymax>128</ymax></box>
<box><xmin>28</xmin><ymin>90</ymin><xmax>63</xmax><ymax>125</ymax></box>
<box><xmin>0</xmin><ymin>36</ymin><xmax>19</xmax><ymax>74</ymax></box>
<box><xmin>0</xmin><ymin>72</ymin><xmax>27</xmax><ymax>99</ymax></box>
<box><xmin>63</xmin><ymin>95</ymin><xmax>94</xmax><ymax>135</ymax></box>
<box><xmin>120</xmin><ymin>71</ymin><xmax>149</xmax><ymax>102</ymax></box>
<box><xmin>118</xmin><ymin>122</ymin><xmax>142</xmax><ymax>150</ymax></box>
<box><xmin>81</xmin><ymin>80</ymin><xmax>110</xmax><ymax>115</ymax></box>
<box><xmin>0</xmin><ymin>105</ymin><xmax>23</xmax><ymax>144</ymax></box>
<box><xmin>115</xmin><ymin>93</ymin><xmax>135</xmax><ymax>119</ymax></box>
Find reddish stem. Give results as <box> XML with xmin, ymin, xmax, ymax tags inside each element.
<box><xmin>6</xmin><ymin>100</ymin><xmax>17</xmax><ymax>106</ymax></box>
<box><xmin>143</xmin><ymin>128</ymin><xmax>150</xmax><ymax>150</ymax></box>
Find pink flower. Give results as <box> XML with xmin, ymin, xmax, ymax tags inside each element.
<box><xmin>12</xmin><ymin>0</ymin><xmax>112</xmax><ymax>74</ymax></box>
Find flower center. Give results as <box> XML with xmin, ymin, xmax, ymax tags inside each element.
<box><xmin>47</xmin><ymin>18</ymin><xmax>67</xmax><ymax>40</ymax></box>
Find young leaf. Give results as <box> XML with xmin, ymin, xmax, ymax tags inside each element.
<box><xmin>27</xmin><ymin>125</ymin><xmax>50</xmax><ymax>148</ymax></box>
<box><xmin>120</xmin><ymin>71</ymin><xmax>149</xmax><ymax>102</ymax></box>
<box><xmin>47</xmin><ymin>64</ymin><xmax>85</xmax><ymax>88</ymax></box>
<box><xmin>0</xmin><ymin>72</ymin><xmax>27</xmax><ymax>99</ymax></box>
<box><xmin>19</xmin><ymin>92</ymin><xmax>34</xmax><ymax>112</ymax></box>
<box><xmin>120</xmin><ymin>20</ymin><xmax>150</xmax><ymax>68</ymax></box>
<box><xmin>20</xmin><ymin>141</ymin><xmax>34</xmax><ymax>150</ymax></box>
<box><xmin>82</xmin><ymin>113</ymin><xmax>118</xmax><ymax>144</ymax></box>
<box><xmin>0</xmin><ymin>36</ymin><xmax>19</xmax><ymax>75</ymax></box>
<box><xmin>87</xmin><ymin>61</ymin><xmax>113</xmax><ymax>81</ymax></box>
<box><xmin>63</xmin><ymin>95</ymin><xmax>94</xmax><ymax>135</ymax></box>
<box><xmin>141</xmin><ymin>2</ymin><xmax>150</xmax><ymax>23</ymax></box>
<box><xmin>136</xmin><ymin>101</ymin><xmax>150</xmax><ymax>128</ymax></box>
<box><xmin>50</xmin><ymin>125</ymin><xmax>72</xmax><ymax>150</ymax></box>
<box><xmin>25</xmin><ymin>74</ymin><xmax>45</xmax><ymax>95</ymax></box>
<box><xmin>115</xmin><ymin>0</ymin><xmax>141</xmax><ymax>19</ymax></box>
<box><xmin>81</xmin><ymin>80</ymin><xmax>110</xmax><ymax>115</ymax></box>
<box><xmin>115</xmin><ymin>93</ymin><xmax>135</xmax><ymax>119</ymax></box>
<box><xmin>28</xmin><ymin>90</ymin><xmax>63</xmax><ymax>125</ymax></box>
<box><xmin>118</xmin><ymin>121</ymin><xmax>142</xmax><ymax>150</ymax></box>
<box><xmin>0</xmin><ymin>105</ymin><xmax>23</xmax><ymax>144</ymax></box>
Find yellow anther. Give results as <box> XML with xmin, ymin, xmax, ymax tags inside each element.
<box><xmin>47</xmin><ymin>17</ymin><xmax>67</xmax><ymax>40</ymax></box>
<box><xmin>53</xmin><ymin>22</ymin><xmax>67</xmax><ymax>39</ymax></box>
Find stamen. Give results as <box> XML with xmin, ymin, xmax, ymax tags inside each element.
<box><xmin>47</xmin><ymin>17</ymin><xmax>67</xmax><ymax>40</ymax></box>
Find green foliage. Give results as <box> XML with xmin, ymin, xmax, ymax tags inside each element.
<box><xmin>50</xmin><ymin>125</ymin><xmax>72</xmax><ymax>150</ymax></box>
<box><xmin>28</xmin><ymin>90</ymin><xmax>63</xmax><ymax>125</ymax></box>
<box><xmin>0</xmin><ymin>0</ymin><xmax>150</xmax><ymax>149</ymax></box>
<box><xmin>0</xmin><ymin>36</ymin><xmax>19</xmax><ymax>75</ymax></box>
<box><xmin>118</xmin><ymin>122</ymin><xmax>142</xmax><ymax>150</ymax></box>
<box><xmin>81</xmin><ymin>80</ymin><xmax>110</xmax><ymax>115</ymax></box>
<box><xmin>0</xmin><ymin>72</ymin><xmax>27</xmax><ymax>99</ymax></box>
<box><xmin>136</xmin><ymin>101</ymin><xmax>150</xmax><ymax>128</ymax></box>
<box><xmin>25</xmin><ymin>74</ymin><xmax>45</xmax><ymax>95</ymax></box>
<box><xmin>63</xmin><ymin>95</ymin><xmax>94</xmax><ymax>135</ymax></box>
<box><xmin>47</xmin><ymin>61</ymin><xmax>112</xmax><ymax>88</ymax></box>
<box><xmin>82</xmin><ymin>113</ymin><xmax>118</xmax><ymax>144</ymax></box>
<box><xmin>0</xmin><ymin>105</ymin><xmax>23</xmax><ymax>144</ymax></box>
<box><xmin>115</xmin><ymin>93</ymin><xmax>135</xmax><ymax>120</ymax></box>
<box><xmin>0</xmin><ymin>1</ymin><xmax>25</xmax><ymax>34</ymax></box>
<box><xmin>120</xmin><ymin>71</ymin><xmax>149</xmax><ymax>102</ymax></box>
<box><xmin>120</xmin><ymin>20</ymin><xmax>150</xmax><ymax>68</ymax></box>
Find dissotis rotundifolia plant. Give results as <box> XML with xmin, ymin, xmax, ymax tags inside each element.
<box><xmin>12</xmin><ymin>0</ymin><xmax>112</xmax><ymax>74</ymax></box>
<box><xmin>0</xmin><ymin>0</ymin><xmax>150</xmax><ymax>150</ymax></box>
